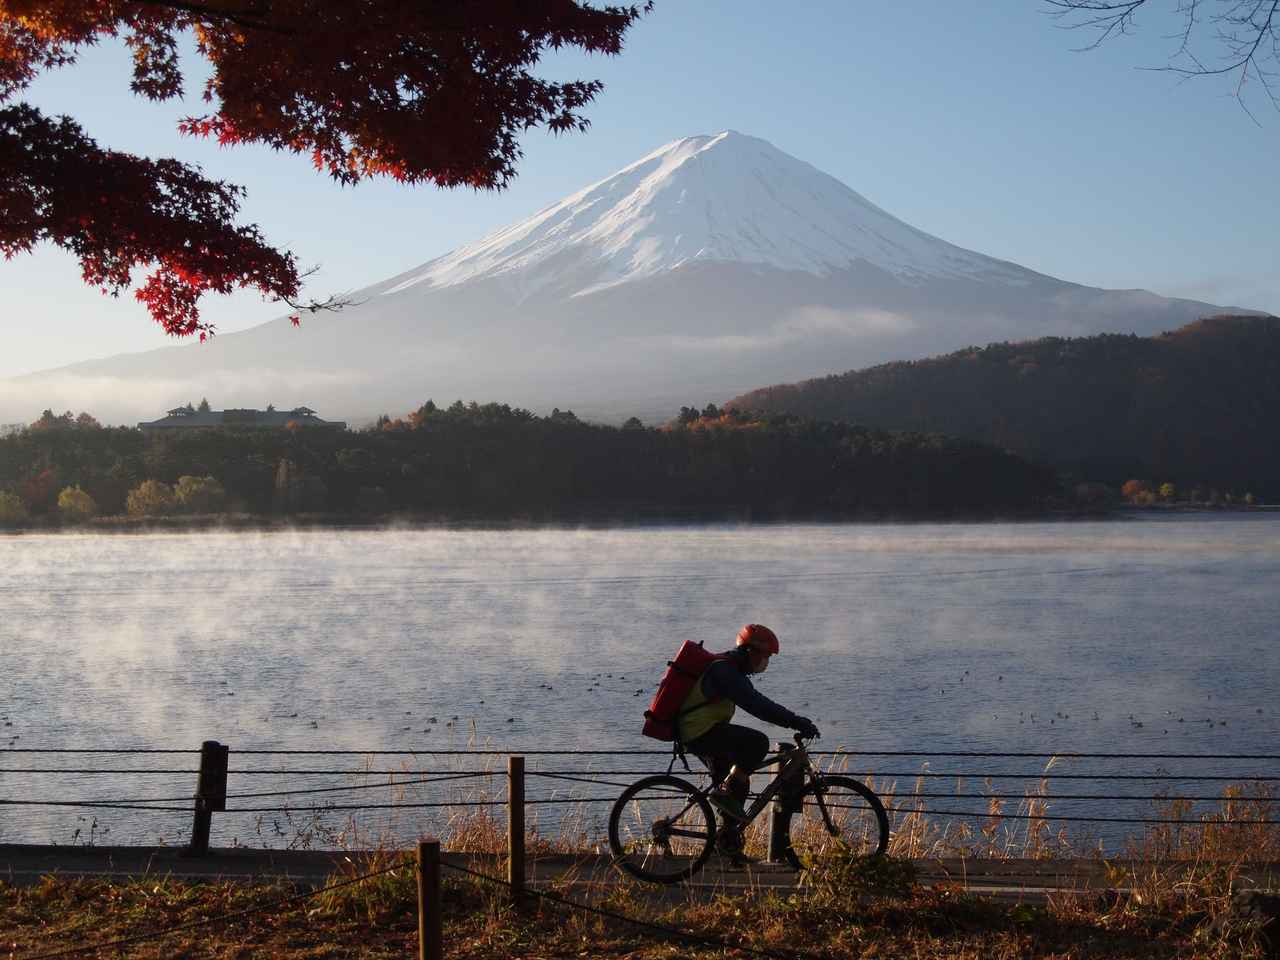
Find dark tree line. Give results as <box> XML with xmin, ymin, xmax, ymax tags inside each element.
<box><xmin>729</xmin><ymin>315</ymin><xmax>1280</xmax><ymax>501</ymax></box>
<box><xmin>0</xmin><ymin>401</ymin><xmax>1058</xmax><ymax>522</ymax></box>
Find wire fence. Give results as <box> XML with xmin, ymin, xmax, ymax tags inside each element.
<box><xmin>4</xmin><ymin>743</ymin><xmax>1279</xmax><ymax>959</ymax></box>
<box><xmin>1</xmin><ymin>744</ymin><xmax>1278</xmax><ymax>849</ymax></box>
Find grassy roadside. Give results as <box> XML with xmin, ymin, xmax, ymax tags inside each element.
<box><xmin>4</xmin><ymin>769</ymin><xmax>1277</xmax><ymax>958</ymax></box>
<box><xmin>3</xmin><ymin>845</ymin><xmax>1275</xmax><ymax>959</ymax></box>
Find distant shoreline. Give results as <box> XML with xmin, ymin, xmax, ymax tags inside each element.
<box><xmin>2</xmin><ymin>501</ymin><xmax>1275</xmax><ymax>534</ymax></box>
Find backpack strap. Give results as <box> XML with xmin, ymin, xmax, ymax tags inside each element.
<box><xmin>666</xmin><ymin>660</ymin><xmax>702</xmax><ymax>681</ymax></box>
<box><xmin>668</xmin><ymin>737</ymin><xmax>692</xmax><ymax>774</ymax></box>
<box><xmin>674</xmin><ymin>652</ymin><xmax>733</xmax><ymax>717</ymax></box>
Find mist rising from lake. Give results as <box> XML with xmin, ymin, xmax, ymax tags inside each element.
<box><xmin>2</xmin><ymin>516</ymin><xmax>1276</xmax><ymax>847</ymax></box>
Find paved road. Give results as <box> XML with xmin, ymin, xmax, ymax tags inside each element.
<box><xmin>5</xmin><ymin>844</ymin><xmax>1277</xmax><ymax>903</ymax></box>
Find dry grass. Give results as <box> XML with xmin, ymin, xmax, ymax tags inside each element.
<box><xmin>3</xmin><ymin>854</ymin><xmax>1271</xmax><ymax>959</ymax></box>
<box><xmin>4</xmin><ymin>761</ymin><xmax>1277</xmax><ymax>958</ymax></box>
<box><xmin>843</xmin><ymin>755</ymin><xmax>1078</xmax><ymax>861</ymax></box>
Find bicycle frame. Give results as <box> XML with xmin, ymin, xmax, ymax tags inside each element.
<box><xmin>742</xmin><ymin>737</ymin><xmax>830</xmax><ymax>827</ymax></box>
<box><xmin>672</xmin><ymin>734</ymin><xmax>826</xmax><ymax>834</ymax></box>
<box><xmin>612</xmin><ymin>734</ymin><xmax>887</xmax><ymax>883</ymax></box>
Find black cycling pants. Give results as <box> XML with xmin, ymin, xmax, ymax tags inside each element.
<box><xmin>684</xmin><ymin>723</ymin><xmax>770</xmax><ymax>793</ymax></box>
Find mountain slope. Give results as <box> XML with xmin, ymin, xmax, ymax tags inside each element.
<box><xmin>2</xmin><ymin>132</ymin><xmax>1257</xmax><ymax>426</ymax></box>
<box><xmin>375</xmin><ymin>130</ymin><xmax>1032</xmax><ymax>299</ymax></box>
<box><xmin>727</xmin><ymin>314</ymin><xmax>1280</xmax><ymax>497</ymax></box>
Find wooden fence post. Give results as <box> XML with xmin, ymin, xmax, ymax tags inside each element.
<box><xmin>508</xmin><ymin>755</ymin><xmax>525</xmax><ymax>904</ymax></box>
<box><xmin>187</xmin><ymin>740</ymin><xmax>228</xmax><ymax>856</ymax></box>
<box><xmin>767</xmin><ymin>741</ymin><xmax>801</xmax><ymax>863</ymax></box>
<box><xmin>417</xmin><ymin>839</ymin><xmax>443</xmax><ymax>960</ymax></box>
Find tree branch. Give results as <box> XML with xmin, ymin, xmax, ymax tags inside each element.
<box><xmin>1045</xmin><ymin>0</ymin><xmax>1280</xmax><ymax>113</ymax></box>
<box><xmin>130</xmin><ymin>0</ymin><xmax>291</xmax><ymax>35</ymax></box>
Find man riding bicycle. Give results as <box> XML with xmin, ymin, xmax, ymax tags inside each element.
<box><xmin>678</xmin><ymin>624</ymin><xmax>820</xmax><ymax>823</ymax></box>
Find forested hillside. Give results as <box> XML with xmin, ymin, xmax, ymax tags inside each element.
<box><xmin>0</xmin><ymin>403</ymin><xmax>1056</xmax><ymax>524</ymax></box>
<box><xmin>728</xmin><ymin>315</ymin><xmax>1280</xmax><ymax>499</ymax></box>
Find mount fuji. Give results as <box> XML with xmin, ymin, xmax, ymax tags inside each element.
<box><xmin>5</xmin><ymin>131</ymin><xmax>1254</xmax><ymax>425</ymax></box>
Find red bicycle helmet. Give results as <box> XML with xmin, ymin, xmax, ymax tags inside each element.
<box><xmin>735</xmin><ymin>623</ymin><xmax>779</xmax><ymax>656</ymax></box>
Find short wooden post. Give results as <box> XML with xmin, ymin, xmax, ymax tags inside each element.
<box><xmin>417</xmin><ymin>840</ymin><xmax>443</xmax><ymax>960</ymax></box>
<box><xmin>187</xmin><ymin>740</ymin><xmax>228</xmax><ymax>856</ymax></box>
<box><xmin>767</xmin><ymin>741</ymin><xmax>799</xmax><ymax>863</ymax></box>
<box><xmin>508</xmin><ymin>755</ymin><xmax>525</xmax><ymax>904</ymax></box>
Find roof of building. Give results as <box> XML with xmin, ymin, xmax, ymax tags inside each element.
<box><xmin>138</xmin><ymin>407</ymin><xmax>346</xmax><ymax>430</ymax></box>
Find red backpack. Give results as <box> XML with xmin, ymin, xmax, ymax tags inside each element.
<box><xmin>642</xmin><ymin>641</ymin><xmax>727</xmax><ymax>741</ymax></box>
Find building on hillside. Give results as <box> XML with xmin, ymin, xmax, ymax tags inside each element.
<box><xmin>138</xmin><ymin>406</ymin><xmax>346</xmax><ymax>433</ymax></box>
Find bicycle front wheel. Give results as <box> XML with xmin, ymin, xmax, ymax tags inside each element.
<box><xmin>781</xmin><ymin>774</ymin><xmax>889</xmax><ymax>870</ymax></box>
<box><xmin>608</xmin><ymin>774</ymin><xmax>715</xmax><ymax>884</ymax></box>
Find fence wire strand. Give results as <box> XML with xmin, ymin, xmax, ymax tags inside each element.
<box><xmin>6</xmin><ymin>746</ymin><xmax>1280</xmax><ymax>759</ymax></box>
<box><xmin>0</xmin><ymin>771</ymin><xmax>498</xmax><ymax>809</ymax></box>
<box><xmin>887</xmin><ymin>807</ymin><xmax>1278</xmax><ymax>826</ymax></box>
<box><xmin>3</xmin><ymin>745</ymin><xmax>1276</xmax><ymax>829</ymax></box>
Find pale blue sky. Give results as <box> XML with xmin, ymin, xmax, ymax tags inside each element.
<box><xmin>2</xmin><ymin>0</ymin><xmax>1277</xmax><ymax>378</ymax></box>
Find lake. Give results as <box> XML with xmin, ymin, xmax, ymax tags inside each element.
<box><xmin>2</xmin><ymin>515</ymin><xmax>1277</xmax><ymax>850</ymax></box>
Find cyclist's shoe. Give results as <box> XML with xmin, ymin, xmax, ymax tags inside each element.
<box><xmin>714</xmin><ymin>829</ymin><xmax>761</xmax><ymax>866</ymax></box>
<box><xmin>715</xmin><ymin>825</ymin><xmax>745</xmax><ymax>856</ymax></box>
<box><xmin>708</xmin><ymin>787</ymin><xmax>748</xmax><ymax>822</ymax></box>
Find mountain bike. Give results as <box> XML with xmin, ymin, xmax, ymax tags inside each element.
<box><xmin>608</xmin><ymin>734</ymin><xmax>889</xmax><ymax>884</ymax></box>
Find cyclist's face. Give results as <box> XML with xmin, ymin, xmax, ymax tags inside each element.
<box><xmin>750</xmin><ymin>648</ymin><xmax>771</xmax><ymax>674</ymax></box>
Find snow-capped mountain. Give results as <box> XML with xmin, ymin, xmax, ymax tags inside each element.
<box><xmin>4</xmin><ymin>132</ymin><xmax>1256</xmax><ymax>426</ymax></box>
<box><xmin>378</xmin><ymin>131</ymin><xmax>1027</xmax><ymax>299</ymax></box>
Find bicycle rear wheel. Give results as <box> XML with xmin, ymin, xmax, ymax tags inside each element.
<box><xmin>781</xmin><ymin>774</ymin><xmax>889</xmax><ymax>870</ymax></box>
<box><xmin>608</xmin><ymin>774</ymin><xmax>715</xmax><ymax>884</ymax></box>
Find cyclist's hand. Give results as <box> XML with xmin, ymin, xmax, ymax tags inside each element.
<box><xmin>795</xmin><ymin>717</ymin><xmax>820</xmax><ymax>740</ymax></box>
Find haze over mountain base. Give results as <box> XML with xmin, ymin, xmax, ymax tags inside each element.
<box><xmin>2</xmin><ymin>133</ymin><xmax>1256</xmax><ymax>427</ymax></box>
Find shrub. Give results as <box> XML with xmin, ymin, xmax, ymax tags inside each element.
<box><xmin>1073</xmin><ymin>481</ymin><xmax>1112</xmax><ymax>505</ymax></box>
<box><xmin>0</xmin><ymin>490</ymin><xmax>29</xmax><ymax>525</ymax></box>
<box><xmin>1120</xmin><ymin>478</ymin><xmax>1149</xmax><ymax>503</ymax></box>
<box><xmin>57</xmin><ymin>485</ymin><xmax>98</xmax><ymax>523</ymax></box>
<box><xmin>174</xmin><ymin>475</ymin><xmax>227</xmax><ymax>514</ymax></box>
<box><xmin>354</xmin><ymin>486</ymin><xmax>390</xmax><ymax>515</ymax></box>
<box><xmin>19</xmin><ymin>467</ymin><xmax>58</xmax><ymax>513</ymax></box>
<box><xmin>805</xmin><ymin>846</ymin><xmax>919</xmax><ymax>906</ymax></box>
<box><xmin>126</xmin><ymin>479</ymin><xmax>176</xmax><ymax>517</ymax></box>
<box><xmin>299</xmin><ymin>476</ymin><xmax>329</xmax><ymax>513</ymax></box>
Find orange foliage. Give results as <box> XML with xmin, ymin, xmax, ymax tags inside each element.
<box><xmin>1120</xmin><ymin>479</ymin><xmax>1148</xmax><ymax>503</ymax></box>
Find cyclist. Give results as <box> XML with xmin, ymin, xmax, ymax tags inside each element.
<box><xmin>678</xmin><ymin>623</ymin><xmax>820</xmax><ymax>823</ymax></box>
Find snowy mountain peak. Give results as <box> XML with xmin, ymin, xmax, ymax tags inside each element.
<box><xmin>378</xmin><ymin>132</ymin><xmax>1027</xmax><ymax>301</ymax></box>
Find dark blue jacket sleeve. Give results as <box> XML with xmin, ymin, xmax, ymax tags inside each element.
<box><xmin>701</xmin><ymin>660</ymin><xmax>802</xmax><ymax>729</ymax></box>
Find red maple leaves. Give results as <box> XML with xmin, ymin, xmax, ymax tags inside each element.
<box><xmin>1</xmin><ymin>103</ymin><xmax>298</xmax><ymax>336</ymax></box>
<box><xmin>1</xmin><ymin>1</ymin><xmax>650</xmax><ymax>336</ymax></box>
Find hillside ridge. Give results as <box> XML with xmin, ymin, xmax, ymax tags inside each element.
<box><xmin>727</xmin><ymin>314</ymin><xmax>1280</xmax><ymax>497</ymax></box>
